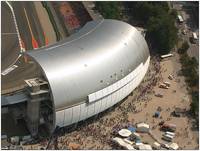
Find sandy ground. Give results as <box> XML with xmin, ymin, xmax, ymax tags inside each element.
<box><xmin>22</xmin><ymin>52</ymin><xmax>199</xmax><ymax>150</ymax></box>
<box><xmin>33</xmin><ymin>2</ymin><xmax>56</xmax><ymax>45</ymax></box>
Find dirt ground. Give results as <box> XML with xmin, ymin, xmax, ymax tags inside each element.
<box><xmin>127</xmin><ymin>52</ymin><xmax>199</xmax><ymax>149</ymax></box>
<box><xmin>22</xmin><ymin>52</ymin><xmax>199</xmax><ymax>150</ymax></box>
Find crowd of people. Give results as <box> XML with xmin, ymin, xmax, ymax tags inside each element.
<box><xmin>24</xmin><ymin>56</ymin><xmax>162</xmax><ymax>150</ymax></box>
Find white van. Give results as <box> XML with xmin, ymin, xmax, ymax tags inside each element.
<box><xmin>162</xmin><ymin>134</ymin><xmax>173</xmax><ymax>142</ymax></box>
<box><xmin>177</xmin><ymin>15</ymin><xmax>184</xmax><ymax>23</ymax></box>
<box><xmin>165</xmin><ymin>131</ymin><xmax>175</xmax><ymax>137</ymax></box>
<box><xmin>192</xmin><ymin>32</ymin><xmax>198</xmax><ymax>43</ymax></box>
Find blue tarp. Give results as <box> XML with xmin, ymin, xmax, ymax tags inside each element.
<box><xmin>155</xmin><ymin>111</ymin><xmax>160</xmax><ymax>117</ymax></box>
<box><xmin>128</xmin><ymin>126</ymin><xmax>136</xmax><ymax>132</ymax></box>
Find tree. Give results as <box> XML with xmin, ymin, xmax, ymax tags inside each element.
<box><xmin>124</xmin><ymin>2</ymin><xmax>178</xmax><ymax>54</ymax></box>
<box><xmin>146</xmin><ymin>14</ymin><xmax>178</xmax><ymax>54</ymax></box>
<box><xmin>95</xmin><ymin>2</ymin><xmax>121</xmax><ymax>19</ymax></box>
<box><xmin>170</xmin><ymin>9</ymin><xmax>178</xmax><ymax>19</ymax></box>
<box><xmin>178</xmin><ymin>41</ymin><xmax>189</xmax><ymax>54</ymax></box>
<box><xmin>190</xmin><ymin>91</ymin><xmax>199</xmax><ymax>116</ymax></box>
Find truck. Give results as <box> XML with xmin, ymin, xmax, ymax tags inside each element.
<box><xmin>165</xmin><ymin>131</ymin><xmax>175</xmax><ymax>137</ymax></box>
<box><xmin>163</xmin><ymin>81</ymin><xmax>171</xmax><ymax>87</ymax></box>
<box><xmin>160</xmin><ymin>124</ymin><xmax>176</xmax><ymax>132</ymax></box>
<box><xmin>159</xmin><ymin>83</ymin><xmax>169</xmax><ymax>89</ymax></box>
<box><xmin>162</xmin><ymin>134</ymin><xmax>173</xmax><ymax>142</ymax></box>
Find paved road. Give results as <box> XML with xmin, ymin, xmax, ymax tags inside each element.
<box><xmin>172</xmin><ymin>2</ymin><xmax>199</xmax><ymax>61</ymax></box>
<box><xmin>1</xmin><ymin>2</ymin><xmax>20</xmax><ymax>71</ymax></box>
<box><xmin>1</xmin><ymin>2</ymin><xmax>45</xmax><ymax>94</ymax></box>
<box><xmin>1</xmin><ymin>58</ymin><xmax>42</xmax><ymax>94</ymax></box>
<box><xmin>12</xmin><ymin>1</ymin><xmax>45</xmax><ymax>50</ymax></box>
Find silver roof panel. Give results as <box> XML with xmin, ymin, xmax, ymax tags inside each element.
<box><xmin>27</xmin><ymin>19</ymin><xmax>150</xmax><ymax>110</ymax></box>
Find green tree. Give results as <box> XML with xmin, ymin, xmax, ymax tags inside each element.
<box><xmin>146</xmin><ymin>14</ymin><xmax>178</xmax><ymax>54</ymax></box>
<box><xmin>124</xmin><ymin>2</ymin><xmax>178</xmax><ymax>54</ymax></box>
<box><xmin>170</xmin><ymin>9</ymin><xmax>178</xmax><ymax>19</ymax></box>
<box><xmin>178</xmin><ymin>41</ymin><xmax>189</xmax><ymax>54</ymax></box>
<box><xmin>95</xmin><ymin>2</ymin><xmax>121</xmax><ymax>19</ymax></box>
<box><xmin>190</xmin><ymin>91</ymin><xmax>199</xmax><ymax>116</ymax></box>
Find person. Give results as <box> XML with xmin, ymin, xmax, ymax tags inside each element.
<box><xmin>54</xmin><ymin>136</ymin><xmax>58</xmax><ymax>150</ymax></box>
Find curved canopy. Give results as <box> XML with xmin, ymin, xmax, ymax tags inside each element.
<box><xmin>27</xmin><ymin>19</ymin><xmax>149</xmax><ymax>111</ymax></box>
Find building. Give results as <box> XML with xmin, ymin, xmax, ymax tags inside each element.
<box><xmin>2</xmin><ymin>19</ymin><xmax>150</xmax><ymax>136</ymax></box>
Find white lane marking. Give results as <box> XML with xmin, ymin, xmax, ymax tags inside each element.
<box><xmin>5</xmin><ymin>1</ymin><xmax>23</xmax><ymax>51</ymax></box>
<box><xmin>1</xmin><ymin>65</ymin><xmax>18</xmax><ymax>75</ymax></box>
<box><xmin>3</xmin><ymin>2</ymin><xmax>26</xmax><ymax>76</ymax></box>
<box><xmin>1</xmin><ymin>54</ymin><xmax>22</xmax><ymax>76</ymax></box>
<box><xmin>23</xmin><ymin>8</ymin><xmax>34</xmax><ymax>38</ymax></box>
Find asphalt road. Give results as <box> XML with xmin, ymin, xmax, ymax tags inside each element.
<box><xmin>12</xmin><ymin>1</ymin><xmax>45</xmax><ymax>50</ymax></box>
<box><xmin>1</xmin><ymin>1</ymin><xmax>45</xmax><ymax>94</ymax></box>
<box><xmin>172</xmin><ymin>2</ymin><xmax>199</xmax><ymax>61</ymax></box>
<box><xmin>1</xmin><ymin>57</ymin><xmax>42</xmax><ymax>93</ymax></box>
<box><xmin>1</xmin><ymin>2</ymin><xmax>20</xmax><ymax>71</ymax></box>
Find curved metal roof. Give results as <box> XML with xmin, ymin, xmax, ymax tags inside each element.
<box><xmin>27</xmin><ymin>19</ymin><xmax>150</xmax><ymax>111</ymax></box>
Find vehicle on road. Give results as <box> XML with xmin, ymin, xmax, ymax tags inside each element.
<box><xmin>177</xmin><ymin>15</ymin><xmax>184</xmax><ymax>24</ymax></box>
<box><xmin>192</xmin><ymin>32</ymin><xmax>198</xmax><ymax>43</ymax></box>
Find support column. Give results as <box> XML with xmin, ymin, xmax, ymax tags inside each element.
<box><xmin>27</xmin><ymin>100</ymin><xmax>40</xmax><ymax>136</ymax></box>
